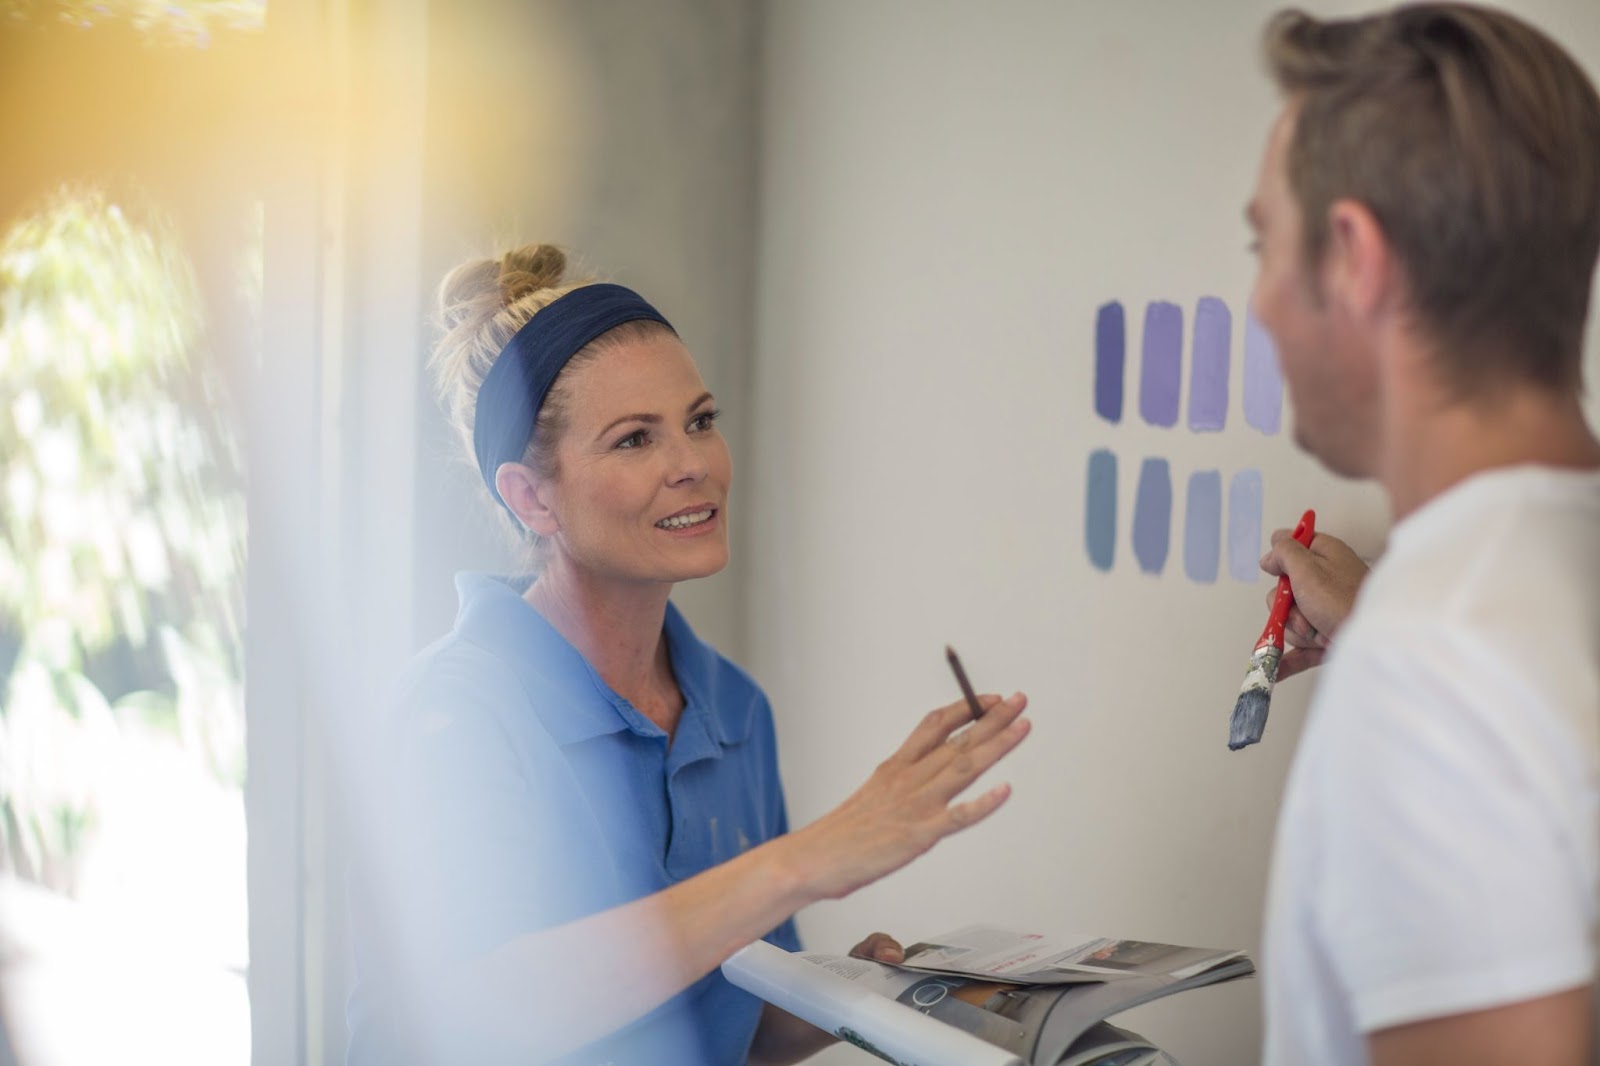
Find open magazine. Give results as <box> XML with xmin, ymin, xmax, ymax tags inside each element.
<box><xmin>722</xmin><ymin>924</ymin><xmax>1253</xmax><ymax>1066</ymax></box>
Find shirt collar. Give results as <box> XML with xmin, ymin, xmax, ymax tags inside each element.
<box><xmin>450</xmin><ymin>572</ymin><xmax>754</xmax><ymax>749</ymax></box>
<box><xmin>660</xmin><ymin>596</ymin><xmax>755</xmax><ymax>747</ymax></box>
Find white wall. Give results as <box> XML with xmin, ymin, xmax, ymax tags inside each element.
<box><xmin>749</xmin><ymin>3</ymin><xmax>1600</xmax><ymax>1063</ymax></box>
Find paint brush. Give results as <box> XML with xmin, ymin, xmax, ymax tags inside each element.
<box><xmin>945</xmin><ymin>645</ymin><xmax>985</xmax><ymax>720</ymax></box>
<box><xmin>1227</xmin><ymin>509</ymin><xmax>1316</xmax><ymax>751</ymax></box>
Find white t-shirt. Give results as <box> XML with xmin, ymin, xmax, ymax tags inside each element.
<box><xmin>1262</xmin><ymin>466</ymin><xmax>1600</xmax><ymax>1066</ymax></box>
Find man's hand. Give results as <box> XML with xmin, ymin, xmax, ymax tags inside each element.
<box><xmin>1260</xmin><ymin>529</ymin><xmax>1370</xmax><ymax>680</ymax></box>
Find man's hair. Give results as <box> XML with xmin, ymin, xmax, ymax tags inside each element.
<box><xmin>1264</xmin><ymin>3</ymin><xmax>1600</xmax><ymax>393</ymax></box>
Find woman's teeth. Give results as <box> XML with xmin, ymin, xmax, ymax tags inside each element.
<box><xmin>657</xmin><ymin>509</ymin><xmax>714</xmax><ymax>530</ymax></box>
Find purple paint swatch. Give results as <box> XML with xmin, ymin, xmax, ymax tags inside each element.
<box><xmin>1228</xmin><ymin>469</ymin><xmax>1264</xmax><ymax>582</ymax></box>
<box><xmin>1132</xmin><ymin>458</ymin><xmax>1172</xmax><ymax>574</ymax></box>
<box><xmin>1184</xmin><ymin>470</ymin><xmax>1222</xmax><ymax>584</ymax></box>
<box><xmin>1243</xmin><ymin>311</ymin><xmax>1283</xmax><ymax>435</ymax></box>
<box><xmin>1085</xmin><ymin>449</ymin><xmax>1117</xmax><ymax>572</ymax></box>
<box><xmin>1095</xmin><ymin>302</ymin><xmax>1125</xmax><ymax>423</ymax></box>
<box><xmin>1188</xmin><ymin>297</ymin><xmax>1230</xmax><ymax>432</ymax></box>
<box><xmin>1138</xmin><ymin>301</ymin><xmax>1182</xmax><ymax>427</ymax></box>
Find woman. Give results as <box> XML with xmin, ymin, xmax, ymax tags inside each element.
<box><xmin>347</xmin><ymin>245</ymin><xmax>1031</xmax><ymax>1066</ymax></box>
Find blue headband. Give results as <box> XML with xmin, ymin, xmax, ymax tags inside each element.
<box><xmin>472</xmin><ymin>282</ymin><xmax>674</xmax><ymax>510</ymax></box>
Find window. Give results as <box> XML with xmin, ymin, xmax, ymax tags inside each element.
<box><xmin>1</xmin><ymin>6</ymin><xmax>264</xmax><ymax>1062</ymax></box>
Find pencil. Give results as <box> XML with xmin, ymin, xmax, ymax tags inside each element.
<box><xmin>945</xmin><ymin>645</ymin><xmax>985</xmax><ymax>720</ymax></box>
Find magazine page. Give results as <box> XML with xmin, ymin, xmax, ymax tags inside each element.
<box><xmin>721</xmin><ymin>941</ymin><xmax>1026</xmax><ymax>1066</ymax></box>
<box><xmin>899</xmin><ymin>925</ymin><xmax>1246</xmax><ymax>984</ymax></box>
<box><xmin>1057</xmin><ymin>1022</ymin><xmax>1160</xmax><ymax>1066</ymax></box>
<box><xmin>1029</xmin><ymin>961</ymin><xmax>1256</xmax><ymax>1065</ymax></box>
<box><xmin>797</xmin><ymin>953</ymin><xmax>1206</xmax><ymax>1066</ymax></box>
<box><xmin>725</xmin><ymin>937</ymin><xmax>1250</xmax><ymax>1065</ymax></box>
<box><xmin>790</xmin><ymin>949</ymin><xmax>1043</xmax><ymax>1054</ymax></box>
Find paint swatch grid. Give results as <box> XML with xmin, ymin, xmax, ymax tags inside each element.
<box><xmin>1086</xmin><ymin>298</ymin><xmax>1284</xmax><ymax>583</ymax></box>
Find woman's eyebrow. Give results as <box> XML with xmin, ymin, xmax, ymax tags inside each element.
<box><xmin>594</xmin><ymin>394</ymin><xmax>716</xmax><ymax>442</ymax></box>
<box><xmin>595</xmin><ymin>411</ymin><xmax>660</xmax><ymax>442</ymax></box>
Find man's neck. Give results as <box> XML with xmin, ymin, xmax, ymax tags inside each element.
<box><xmin>1377</xmin><ymin>380</ymin><xmax>1600</xmax><ymax>521</ymax></box>
<box><xmin>525</xmin><ymin>558</ymin><xmax>682</xmax><ymax>733</ymax></box>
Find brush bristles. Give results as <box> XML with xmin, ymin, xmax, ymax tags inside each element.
<box><xmin>1228</xmin><ymin>686</ymin><xmax>1273</xmax><ymax>750</ymax></box>
<box><xmin>1227</xmin><ymin>645</ymin><xmax>1282</xmax><ymax>750</ymax></box>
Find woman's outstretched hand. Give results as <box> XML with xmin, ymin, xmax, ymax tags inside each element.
<box><xmin>781</xmin><ymin>692</ymin><xmax>1030</xmax><ymax>903</ymax></box>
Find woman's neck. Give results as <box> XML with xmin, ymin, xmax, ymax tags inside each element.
<box><xmin>524</xmin><ymin>555</ymin><xmax>684</xmax><ymax>735</ymax></box>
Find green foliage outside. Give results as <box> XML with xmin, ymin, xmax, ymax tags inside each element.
<box><xmin>0</xmin><ymin>187</ymin><xmax>247</xmax><ymax>893</ymax></box>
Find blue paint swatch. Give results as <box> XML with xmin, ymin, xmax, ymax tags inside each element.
<box><xmin>1243</xmin><ymin>311</ymin><xmax>1283</xmax><ymax>435</ymax></box>
<box><xmin>1094</xmin><ymin>302</ymin><xmax>1125</xmax><ymax>423</ymax></box>
<box><xmin>1184</xmin><ymin>470</ymin><xmax>1222</xmax><ymax>584</ymax></box>
<box><xmin>1138</xmin><ymin>301</ymin><xmax>1182</xmax><ymax>427</ymax></box>
<box><xmin>1188</xmin><ymin>297</ymin><xmax>1230</xmax><ymax>432</ymax></box>
<box><xmin>1085</xmin><ymin>449</ymin><xmax>1117</xmax><ymax>571</ymax></box>
<box><xmin>1228</xmin><ymin>469</ymin><xmax>1264</xmax><ymax>582</ymax></box>
<box><xmin>1132</xmin><ymin>458</ymin><xmax>1172</xmax><ymax>574</ymax></box>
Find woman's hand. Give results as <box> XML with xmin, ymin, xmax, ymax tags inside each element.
<box><xmin>437</xmin><ymin>697</ymin><xmax>1024</xmax><ymax>1062</ymax></box>
<box><xmin>849</xmin><ymin>931</ymin><xmax>906</xmax><ymax>965</ymax></box>
<box><xmin>780</xmin><ymin>692</ymin><xmax>1030</xmax><ymax>903</ymax></box>
<box><xmin>1260</xmin><ymin>529</ymin><xmax>1370</xmax><ymax>680</ymax></box>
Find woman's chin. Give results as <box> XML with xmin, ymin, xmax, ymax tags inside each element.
<box><xmin>664</xmin><ymin>543</ymin><xmax>730</xmax><ymax>583</ymax></box>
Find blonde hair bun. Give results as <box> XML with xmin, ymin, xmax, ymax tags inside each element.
<box><xmin>428</xmin><ymin>243</ymin><xmax>595</xmax><ymax>517</ymax></box>
<box><xmin>496</xmin><ymin>244</ymin><xmax>568</xmax><ymax>305</ymax></box>
<box><xmin>437</xmin><ymin>243</ymin><xmax>569</xmax><ymax>332</ymax></box>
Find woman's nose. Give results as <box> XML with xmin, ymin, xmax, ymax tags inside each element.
<box><xmin>665</xmin><ymin>433</ymin><xmax>710</xmax><ymax>485</ymax></box>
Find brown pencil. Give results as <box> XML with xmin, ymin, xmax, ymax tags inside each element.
<box><xmin>944</xmin><ymin>645</ymin><xmax>985</xmax><ymax>720</ymax></box>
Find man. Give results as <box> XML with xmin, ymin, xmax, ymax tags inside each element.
<box><xmin>1244</xmin><ymin>5</ymin><xmax>1600</xmax><ymax>1065</ymax></box>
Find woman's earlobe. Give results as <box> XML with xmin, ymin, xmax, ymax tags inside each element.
<box><xmin>496</xmin><ymin>462</ymin><xmax>560</xmax><ymax>537</ymax></box>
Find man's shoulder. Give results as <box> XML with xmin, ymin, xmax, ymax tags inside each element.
<box><xmin>1312</xmin><ymin>506</ymin><xmax>1600</xmax><ymax>790</ymax></box>
<box><xmin>1319</xmin><ymin>469</ymin><xmax>1600</xmax><ymax>756</ymax></box>
<box><xmin>1357</xmin><ymin>470</ymin><xmax>1600</xmax><ymax>646</ymax></box>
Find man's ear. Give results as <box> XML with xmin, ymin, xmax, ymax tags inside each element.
<box><xmin>495</xmin><ymin>461</ymin><xmax>560</xmax><ymax>537</ymax></box>
<box><xmin>1323</xmin><ymin>198</ymin><xmax>1396</xmax><ymax>322</ymax></box>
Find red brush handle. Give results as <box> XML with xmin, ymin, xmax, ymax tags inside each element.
<box><xmin>1257</xmin><ymin>510</ymin><xmax>1316</xmax><ymax>652</ymax></box>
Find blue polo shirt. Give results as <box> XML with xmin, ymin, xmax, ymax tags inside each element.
<box><xmin>347</xmin><ymin>572</ymin><xmax>801</xmax><ymax>1066</ymax></box>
